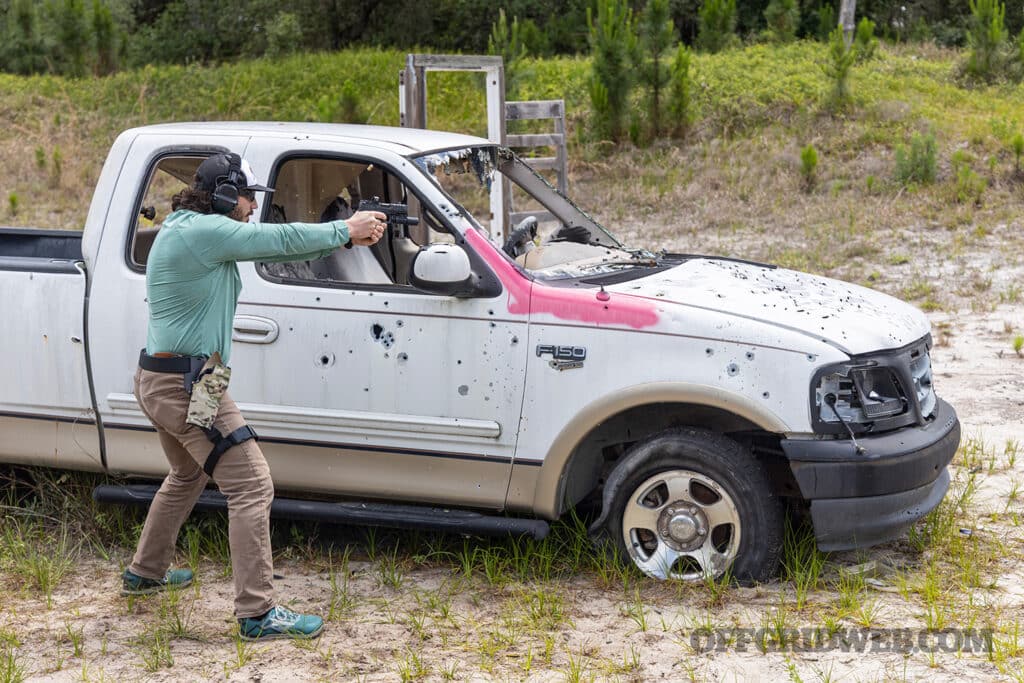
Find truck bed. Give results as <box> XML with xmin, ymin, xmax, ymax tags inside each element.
<box><xmin>0</xmin><ymin>227</ymin><xmax>83</xmax><ymax>273</ymax></box>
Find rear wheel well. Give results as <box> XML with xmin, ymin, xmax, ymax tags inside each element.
<box><xmin>557</xmin><ymin>402</ymin><xmax>796</xmax><ymax>514</ymax></box>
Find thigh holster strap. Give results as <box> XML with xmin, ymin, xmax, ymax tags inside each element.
<box><xmin>202</xmin><ymin>425</ymin><xmax>258</xmax><ymax>477</ymax></box>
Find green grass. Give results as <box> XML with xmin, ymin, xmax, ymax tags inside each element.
<box><xmin>0</xmin><ymin>646</ymin><xmax>25</xmax><ymax>683</ymax></box>
<box><xmin>0</xmin><ymin>518</ymin><xmax>76</xmax><ymax>609</ymax></box>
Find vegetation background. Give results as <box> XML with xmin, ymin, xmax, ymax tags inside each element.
<box><xmin>3</xmin><ymin>0</ymin><xmax>1024</xmax><ymax>75</ymax></box>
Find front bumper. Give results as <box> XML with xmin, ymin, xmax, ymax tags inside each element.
<box><xmin>780</xmin><ymin>398</ymin><xmax>960</xmax><ymax>551</ymax></box>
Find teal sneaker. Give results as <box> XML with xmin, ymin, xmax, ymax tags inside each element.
<box><xmin>121</xmin><ymin>568</ymin><xmax>193</xmax><ymax>596</ymax></box>
<box><xmin>238</xmin><ymin>606</ymin><xmax>324</xmax><ymax>641</ymax></box>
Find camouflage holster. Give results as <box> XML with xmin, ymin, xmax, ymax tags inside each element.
<box><xmin>185</xmin><ymin>352</ymin><xmax>231</xmax><ymax>430</ymax></box>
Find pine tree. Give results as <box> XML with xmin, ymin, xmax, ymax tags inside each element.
<box><xmin>667</xmin><ymin>44</ymin><xmax>693</xmax><ymax>138</ymax></box>
<box><xmin>488</xmin><ymin>9</ymin><xmax>528</xmax><ymax>97</ymax></box>
<box><xmin>966</xmin><ymin>0</ymin><xmax>1008</xmax><ymax>81</ymax></box>
<box><xmin>697</xmin><ymin>0</ymin><xmax>738</xmax><ymax>54</ymax></box>
<box><xmin>1</xmin><ymin>0</ymin><xmax>47</xmax><ymax>75</ymax></box>
<box><xmin>764</xmin><ymin>0</ymin><xmax>799</xmax><ymax>43</ymax></box>
<box><xmin>49</xmin><ymin>0</ymin><xmax>91</xmax><ymax>77</ymax></box>
<box><xmin>92</xmin><ymin>0</ymin><xmax>118</xmax><ymax>75</ymax></box>
<box><xmin>587</xmin><ymin>0</ymin><xmax>636</xmax><ymax>142</ymax></box>
<box><xmin>637</xmin><ymin>0</ymin><xmax>676</xmax><ymax>138</ymax></box>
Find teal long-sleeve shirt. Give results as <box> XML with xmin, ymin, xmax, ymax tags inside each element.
<box><xmin>145</xmin><ymin>209</ymin><xmax>350</xmax><ymax>364</ymax></box>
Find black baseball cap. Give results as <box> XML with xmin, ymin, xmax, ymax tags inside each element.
<box><xmin>195</xmin><ymin>153</ymin><xmax>274</xmax><ymax>194</ymax></box>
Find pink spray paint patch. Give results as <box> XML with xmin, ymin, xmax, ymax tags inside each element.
<box><xmin>464</xmin><ymin>229</ymin><xmax>660</xmax><ymax>329</ymax></box>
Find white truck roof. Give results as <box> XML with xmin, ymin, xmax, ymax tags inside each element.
<box><xmin>125</xmin><ymin>122</ymin><xmax>491</xmax><ymax>156</ymax></box>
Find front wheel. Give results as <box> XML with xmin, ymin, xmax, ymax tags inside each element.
<box><xmin>605</xmin><ymin>429</ymin><xmax>783</xmax><ymax>583</ymax></box>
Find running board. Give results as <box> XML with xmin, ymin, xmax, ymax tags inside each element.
<box><xmin>92</xmin><ymin>484</ymin><xmax>549</xmax><ymax>540</ymax></box>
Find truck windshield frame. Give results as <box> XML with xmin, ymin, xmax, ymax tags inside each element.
<box><xmin>411</xmin><ymin>145</ymin><xmax>623</xmax><ymax>249</ymax></box>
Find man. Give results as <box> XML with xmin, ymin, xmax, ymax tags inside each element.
<box><xmin>121</xmin><ymin>152</ymin><xmax>385</xmax><ymax>640</ymax></box>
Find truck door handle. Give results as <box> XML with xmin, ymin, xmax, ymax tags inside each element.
<box><xmin>232</xmin><ymin>315</ymin><xmax>279</xmax><ymax>344</ymax></box>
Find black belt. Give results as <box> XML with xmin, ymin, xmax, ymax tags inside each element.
<box><xmin>139</xmin><ymin>349</ymin><xmax>207</xmax><ymax>374</ymax></box>
<box><xmin>137</xmin><ymin>348</ymin><xmax>258</xmax><ymax>476</ymax></box>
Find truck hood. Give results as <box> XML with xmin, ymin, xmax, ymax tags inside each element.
<box><xmin>609</xmin><ymin>258</ymin><xmax>930</xmax><ymax>355</ymax></box>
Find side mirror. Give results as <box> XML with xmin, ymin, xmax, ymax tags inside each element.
<box><xmin>409</xmin><ymin>244</ymin><xmax>475</xmax><ymax>296</ymax></box>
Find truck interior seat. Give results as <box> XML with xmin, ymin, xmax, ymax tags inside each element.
<box><xmin>133</xmin><ymin>227</ymin><xmax>160</xmax><ymax>265</ymax></box>
<box><xmin>311</xmin><ymin>247</ymin><xmax>392</xmax><ymax>284</ymax></box>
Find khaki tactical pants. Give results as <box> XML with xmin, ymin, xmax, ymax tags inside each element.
<box><xmin>128</xmin><ymin>367</ymin><xmax>275</xmax><ymax>618</ymax></box>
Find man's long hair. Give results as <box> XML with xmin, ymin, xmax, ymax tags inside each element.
<box><xmin>171</xmin><ymin>185</ymin><xmax>213</xmax><ymax>213</ymax></box>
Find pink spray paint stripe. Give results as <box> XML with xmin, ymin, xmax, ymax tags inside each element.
<box><xmin>464</xmin><ymin>228</ymin><xmax>659</xmax><ymax>329</ymax></box>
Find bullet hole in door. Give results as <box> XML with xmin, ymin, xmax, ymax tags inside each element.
<box><xmin>370</xmin><ymin>324</ymin><xmax>395</xmax><ymax>349</ymax></box>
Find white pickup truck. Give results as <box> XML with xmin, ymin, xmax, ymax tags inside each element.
<box><xmin>0</xmin><ymin>122</ymin><xmax>959</xmax><ymax>582</ymax></box>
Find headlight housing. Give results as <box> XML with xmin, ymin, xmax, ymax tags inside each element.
<box><xmin>811</xmin><ymin>336</ymin><xmax>936</xmax><ymax>435</ymax></box>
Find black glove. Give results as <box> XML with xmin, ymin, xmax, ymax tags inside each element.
<box><xmin>503</xmin><ymin>216</ymin><xmax>539</xmax><ymax>257</ymax></box>
<box><xmin>549</xmin><ymin>224</ymin><xmax>591</xmax><ymax>244</ymax></box>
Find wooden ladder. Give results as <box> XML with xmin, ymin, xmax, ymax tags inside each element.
<box><xmin>505</xmin><ymin>99</ymin><xmax>569</xmax><ymax>227</ymax></box>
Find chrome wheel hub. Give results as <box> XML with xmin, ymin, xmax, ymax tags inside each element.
<box><xmin>658</xmin><ymin>504</ymin><xmax>707</xmax><ymax>551</ymax></box>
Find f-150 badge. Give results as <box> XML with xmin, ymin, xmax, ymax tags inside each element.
<box><xmin>536</xmin><ymin>344</ymin><xmax>586</xmax><ymax>371</ymax></box>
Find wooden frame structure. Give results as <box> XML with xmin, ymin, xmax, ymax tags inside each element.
<box><xmin>399</xmin><ymin>54</ymin><xmax>569</xmax><ymax>240</ymax></box>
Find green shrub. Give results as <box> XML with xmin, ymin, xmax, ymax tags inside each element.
<box><xmin>955</xmin><ymin>163</ymin><xmax>987</xmax><ymax>205</ymax></box>
<box><xmin>91</xmin><ymin>0</ymin><xmax>118</xmax><ymax>76</ymax></box>
<box><xmin>1012</xmin><ymin>132</ymin><xmax>1024</xmax><ymax>174</ymax></box>
<box><xmin>894</xmin><ymin>132</ymin><xmax>937</xmax><ymax>185</ymax></box>
<box><xmin>951</xmin><ymin>150</ymin><xmax>986</xmax><ymax>205</ymax></box>
<box><xmin>965</xmin><ymin>0</ymin><xmax>1008</xmax><ymax>82</ymax></box>
<box><xmin>763</xmin><ymin>0</ymin><xmax>799</xmax><ymax>44</ymax></box>
<box><xmin>800</xmin><ymin>144</ymin><xmax>818</xmax><ymax>191</ymax></box>
<box><xmin>854</xmin><ymin>18</ymin><xmax>878</xmax><ymax>62</ymax></box>
<box><xmin>315</xmin><ymin>80</ymin><xmax>366</xmax><ymax>124</ymax></box>
<box><xmin>47</xmin><ymin>0</ymin><xmax>89</xmax><ymax>78</ymax></box>
<box><xmin>488</xmin><ymin>9</ymin><xmax>529</xmax><ymax>97</ymax></box>
<box><xmin>587</xmin><ymin>0</ymin><xmax>636</xmax><ymax>142</ymax></box>
<box><xmin>697</xmin><ymin>0</ymin><xmax>738</xmax><ymax>54</ymax></box>
<box><xmin>515</xmin><ymin>18</ymin><xmax>547</xmax><ymax>58</ymax></box>
<box><xmin>815</xmin><ymin>4</ymin><xmax>836</xmax><ymax>42</ymax></box>
<box><xmin>51</xmin><ymin>146</ymin><xmax>63</xmax><ymax>184</ymax></box>
<box><xmin>8</xmin><ymin>193</ymin><xmax>18</xmax><ymax>216</ymax></box>
<box><xmin>0</xmin><ymin>0</ymin><xmax>47</xmax><ymax>75</ymax></box>
<box><xmin>667</xmin><ymin>44</ymin><xmax>693</xmax><ymax>138</ymax></box>
<box><xmin>337</xmin><ymin>80</ymin><xmax>364</xmax><ymax>123</ymax></box>
<box><xmin>822</xmin><ymin>26</ymin><xmax>855</xmax><ymax>111</ymax></box>
<box><xmin>265</xmin><ymin>12</ymin><xmax>302</xmax><ymax>60</ymax></box>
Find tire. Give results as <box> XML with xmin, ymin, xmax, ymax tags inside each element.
<box><xmin>604</xmin><ymin>428</ymin><xmax>783</xmax><ymax>583</ymax></box>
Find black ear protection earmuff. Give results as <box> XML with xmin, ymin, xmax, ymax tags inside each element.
<box><xmin>211</xmin><ymin>153</ymin><xmax>245</xmax><ymax>214</ymax></box>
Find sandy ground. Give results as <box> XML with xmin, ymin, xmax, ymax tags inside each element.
<box><xmin>0</xmin><ymin>310</ymin><xmax>1020</xmax><ymax>682</ymax></box>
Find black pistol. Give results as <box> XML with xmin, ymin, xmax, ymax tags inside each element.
<box><xmin>357</xmin><ymin>196</ymin><xmax>420</xmax><ymax>239</ymax></box>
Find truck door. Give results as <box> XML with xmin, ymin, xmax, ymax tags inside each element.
<box><xmin>231</xmin><ymin>139</ymin><xmax>528</xmax><ymax>509</ymax></box>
